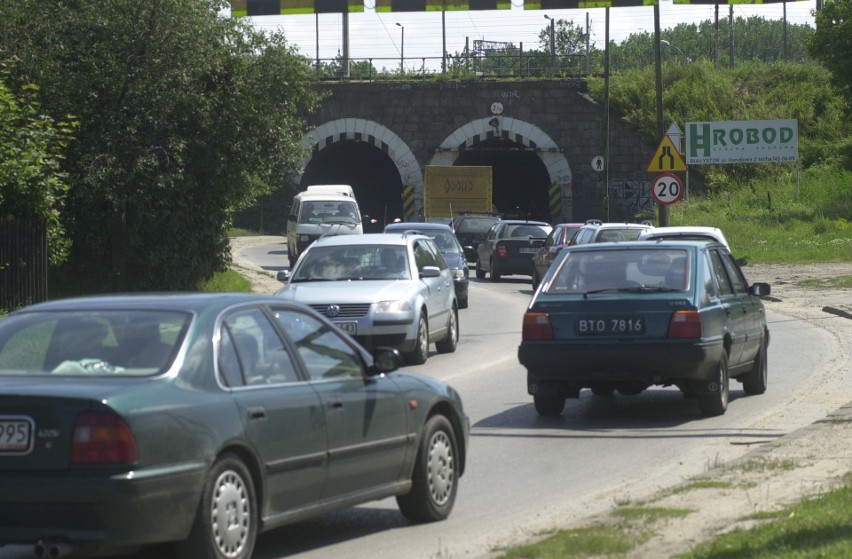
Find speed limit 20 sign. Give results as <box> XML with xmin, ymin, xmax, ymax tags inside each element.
<box><xmin>652</xmin><ymin>173</ymin><xmax>684</xmax><ymax>205</ymax></box>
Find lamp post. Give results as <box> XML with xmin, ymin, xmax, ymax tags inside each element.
<box><xmin>660</xmin><ymin>39</ymin><xmax>686</xmax><ymax>63</ymax></box>
<box><xmin>544</xmin><ymin>14</ymin><xmax>555</xmax><ymax>75</ymax></box>
<box><xmin>396</xmin><ymin>23</ymin><xmax>404</xmax><ymax>75</ymax></box>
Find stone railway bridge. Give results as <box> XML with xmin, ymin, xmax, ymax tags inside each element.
<box><xmin>293</xmin><ymin>79</ymin><xmax>659</xmax><ymax>225</ymax></box>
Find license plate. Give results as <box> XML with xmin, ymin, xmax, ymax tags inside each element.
<box><xmin>0</xmin><ymin>416</ymin><xmax>34</xmax><ymax>454</ymax></box>
<box><xmin>578</xmin><ymin>318</ymin><xmax>645</xmax><ymax>335</ymax></box>
<box><xmin>519</xmin><ymin>248</ymin><xmax>537</xmax><ymax>254</ymax></box>
<box><xmin>334</xmin><ymin>322</ymin><xmax>357</xmax><ymax>335</ymax></box>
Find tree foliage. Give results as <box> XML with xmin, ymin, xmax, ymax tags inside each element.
<box><xmin>0</xmin><ymin>63</ymin><xmax>75</xmax><ymax>264</ymax></box>
<box><xmin>808</xmin><ymin>0</ymin><xmax>852</xmax><ymax>115</ymax></box>
<box><xmin>0</xmin><ymin>0</ymin><xmax>321</xmax><ymax>292</ymax></box>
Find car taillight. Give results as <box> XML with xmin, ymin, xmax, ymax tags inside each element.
<box><xmin>667</xmin><ymin>310</ymin><xmax>702</xmax><ymax>339</ymax></box>
<box><xmin>523</xmin><ymin>312</ymin><xmax>554</xmax><ymax>340</ymax></box>
<box><xmin>496</xmin><ymin>242</ymin><xmax>507</xmax><ymax>257</ymax></box>
<box><xmin>71</xmin><ymin>412</ymin><xmax>139</xmax><ymax>465</ymax></box>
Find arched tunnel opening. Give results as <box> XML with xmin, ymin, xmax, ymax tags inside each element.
<box><xmin>301</xmin><ymin>141</ymin><xmax>404</xmax><ymax>233</ymax></box>
<box><xmin>454</xmin><ymin>137</ymin><xmax>552</xmax><ymax>223</ymax></box>
<box><xmin>298</xmin><ymin>136</ymin><xmax>555</xmax><ymax>232</ymax></box>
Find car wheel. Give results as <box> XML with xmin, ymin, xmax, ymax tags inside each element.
<box><xmin>458</xmin><ymin>295</ymin><xmax>469</xmax><ymax>309</ymax></box>
<box><xmin>533</xmin><ymin>395</ymin><xmax>565</xmax><ymax>416</ymax></box>
<box><xmin>489</xmin><ymin>259</ymin><xmax>501</xmax><ymax>282</ymax></box>
<box><xmin>176</xmin><ymin>453</ymin><xmax>257</xmax><ymax>559</ymax></box>
<box><xmin>475</xmin><ymin>259</ymin><xmax>486</xmax><ymax>279</ymax></box>
<box><xmin>742</xmin><ymin>336</ymin><xmax>768</xmax><ymax>395</ymax></box>
<box><xmin>404</xmin><ymin>315</ymin><xmax>429</xmax><ymax>365</ymax></box>
<box><xmin>397</xmin><ymin>415</ymin><xmax>459</xmax><ymax>523</ymax></box>
<box><xmin>699</xmin><ymin>353</ymin><xmax>729</xmax><ymax>416</ymax></box>
<box><xmin>435</xmin><ymin>308</ymin><xmax>458</xmax><ymax>354</ymax></box>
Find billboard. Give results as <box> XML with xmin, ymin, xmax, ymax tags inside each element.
<box><xmin>685</xmin><ymin>120</ymin><xmax>798</xmax><ymax>165</ymax></box>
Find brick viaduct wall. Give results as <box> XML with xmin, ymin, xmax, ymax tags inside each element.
<box><xmin>295</xmin><ymin>79</ymin><xmax>658</xmax><ymax>222</ymax></box>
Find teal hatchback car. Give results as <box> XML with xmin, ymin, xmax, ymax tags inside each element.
<box><xmin>0</xmin><ymin>294</ymin><xmax>468</xmax><ymax>559</ymax></box>
<box><xmin>518</xmin><ymin>241</ymin><xmax>770</xmax><ymax>417</ymax></box>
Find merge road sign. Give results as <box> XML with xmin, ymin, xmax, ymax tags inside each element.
<box><xmin>647</xmin><ymin>135</ymin><xmax>687</xmax><ymax>173</ymax></box>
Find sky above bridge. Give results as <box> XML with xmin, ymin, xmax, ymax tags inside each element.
<box><xmin>234</xmin><ymin>0</ymin><xmax>817</xmax><ymax>71</ymax></box>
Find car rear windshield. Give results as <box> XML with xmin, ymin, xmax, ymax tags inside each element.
<box><xmin>455</xmin><ymin>217</ymin><xmax>497</xmax><ymax>233</ymax></box>
<box><xmin>545</xmin><ymin>248</ymin><xmax>691</xmax><ymax>294</ymax></box>
<box><xmin>0</xmin><ymin>310</ymin><xmax>191</xmax><ymax>376</ymax></box>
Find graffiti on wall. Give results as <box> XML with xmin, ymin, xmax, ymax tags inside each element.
<box><xmin>609</xmin><ymin>179</ymin><xmax>653</xmax><ymax>216</ymax></box>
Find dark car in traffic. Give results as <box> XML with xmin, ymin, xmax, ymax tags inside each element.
<box><xmin>518</xmin><ymin>241</ymin><xmax>770</xmax><ymax>417</ymax></box>
<box><xmin>475</xmin><ymin>220</ymin><xmax>552</xmax><ymax>281</ymax></box>
<box><xmin>531</xmin><ymin>222</ymin><xmax>584</xmax><ymax>289</ymax></box>
<box><xmin>451</xmin><ymin>213</ymin><xmax>500</xmax><ymax>262</ymax></box>
<box><xmin>385</xmin><ymin>221</ymin><xmax>470</xmax><ymax>308</ymax></box>
<box><xmin>0</xmin><ymin>294</ymin><xmax>469</xmax><ymax>559</ymax></box>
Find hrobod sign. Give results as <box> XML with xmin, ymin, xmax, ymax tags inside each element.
<box><xmin>685</xmin><ymin>119</ymin><xmax>798</xmax><ymax>165</ymax></box>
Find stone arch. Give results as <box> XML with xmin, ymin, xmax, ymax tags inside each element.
<box><xmin>428</xmin><ymin>116</ymin><xmax>574</xmax><ymax>221</ymax></box>
<box><xmin>294</xmin><ymin>118</ymin><xmax>422</xmax><ymax>217</ymax></box>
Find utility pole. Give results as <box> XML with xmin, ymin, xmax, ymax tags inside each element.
<box><xmin>585</xmin><ymin>12</ymin><xmax>591</xmax><ymax>75</ymax></box>
<box><xmin>396</xmin><ymin>23</ymin><xmax>404</xmax><ymax>75</ymax></box>
<box><xmin>544</xmin><ymin>14</ymin><xmax>555</xmax><ymax>76</ymax></box>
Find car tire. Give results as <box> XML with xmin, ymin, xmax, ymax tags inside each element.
<box><xmin>435</xmin><ymin>308</ymin><xmax>458</xmax><ymax>354</ymax></box>
<box><xmin>458</xmin><ymin>295</ymin><xmax>469</xmax><ymax>309</ymax></box>
<box><xmin>475</xmin><ymin>259</ymin><xmax>486</xmax><ymax>279</ymax></box>
<box><xmin>699</xmin><ymin>353</ymin><xmax>729</xmax><ymax>416</ymax></box>
<box><xmin>742</xmin><ymin>336</ymin><xmax>768</xmax><ymax>395</ymax></box>
<box><xmin>489</xmin><ymin>259</ymin><xmax>501</xmax><ymax>282</ymax></box>
<box><xmin>404</xmin><ymin>315</ymin><xmax>429</xmax><ymax>365</ymax></box>
<box><xmin>397</xmin><ymin>415</ymin><xmax>459</xmax><ymax>523</ymax></box>
<box><xmin>176</xmin><ymin>453</ymin><xmax>257</xmax><ymax>559</ymax></box>
<box><xmin>533</xmin><ymin>395</ymin><xmax>565</xmax><ymax>416</ymax></box>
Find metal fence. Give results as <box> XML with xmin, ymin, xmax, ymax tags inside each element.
<box><xmin>1</xmin><ymin>218</ymin><xmax>48</xmax><ymax>312</ymax></box>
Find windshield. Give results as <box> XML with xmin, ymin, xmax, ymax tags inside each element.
<box><xmin>455</xmin><ymin>217</ymin><xmax>497</xmax><ymax>234</ymax></box>
<box><xmin>544</xmin><ymin>248</ymin><xmax>691</xmax><ymax>294</ymax></box>
<box><xmin>0</xmin><ymin>310</ymin><xmax>191</xmax><ymax>376</ymax></box>
<box><xmin>299</xmin><ymin>200</ymin><xmax>360</xmax><ymax>225</ymax></box>
<box><xmin>292</xmin><ymin>245</ymin><xmax>410</xmax><ymax>281</ymax></box>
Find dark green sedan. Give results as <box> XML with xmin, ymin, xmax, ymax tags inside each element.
<box><xmin>0</xmin><ymin>293</ymin><xmax>469</xmax><ymax>559</ymax></box>
<box><xmin>518</xmin><ymin>241</ymin><xmax>771</xmax><ymax>417</ymax></box>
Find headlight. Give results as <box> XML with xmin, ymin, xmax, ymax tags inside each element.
<box><xmin>375</xmin><ymin>300</ymin><xmax>413</xmax><ymax>313</ymax></box>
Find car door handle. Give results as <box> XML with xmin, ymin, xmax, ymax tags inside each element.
<box><xmin>247</xmin><ymin>406</ymin><xmax>267</xmax><ymax>421</ymax></box>
<box><xmin>328</xmin><ymin>397</ymin><xmax>344</xmax><ymax>409</ymax></box>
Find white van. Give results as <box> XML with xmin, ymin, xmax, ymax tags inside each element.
<box><xmin>286</xmin><ymin>186</ymin><xmax>363</xmax><ymax>266</ymax></box>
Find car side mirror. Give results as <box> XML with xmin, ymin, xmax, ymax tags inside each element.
<box><xmin>420</xmin><ymin>266</ymin><xmax>441</xmax><ymax>278</ymax></box>
<box><xmin>276</xmin><ymin>269</ymin><xmax>291</xmax><ymax>283</ymax></box>
<box><xmin>751</xmin><ymin>282</ymin><xmax>771</xmax><ymax>296</ymax></box>
<box><xmin>370</xmin><ymin>346</ymin><xmax>403</xmax><ymax>375</ymax></box>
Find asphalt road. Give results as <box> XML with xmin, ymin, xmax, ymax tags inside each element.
<box><xmin>3</xmin><ymin>241</ymin><xmax>848</xmax><ymax>559</ymax></box>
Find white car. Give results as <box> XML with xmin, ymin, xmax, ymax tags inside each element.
<box><xmin>275</xmin><ymin>232</ymin><xmax>459</xmax><ymax>365</ymax></box>
<box><xmin>638</xmin><ymin>226</ymin><xmax>731</xmax><ymax>252</ymax></box>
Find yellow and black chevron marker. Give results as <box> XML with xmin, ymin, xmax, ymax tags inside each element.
<box><xmin>402</xmin><ymin>185</ymin><xmax>415</xmax><ymax>219</ymax></box>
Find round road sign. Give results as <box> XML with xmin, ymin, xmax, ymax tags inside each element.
<box><xmin>652</xmin><ymin>172</ymin><xmax>684</xmax><ymax>205</ymax></box>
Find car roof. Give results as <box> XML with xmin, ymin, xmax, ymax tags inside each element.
<box><xmin>313</xmin><ymin>232</ymin><xmax>427</xmax><ymax>247</ymax></box>
<box><xmin>10</xmin><ymin>292</ymin><xmax>285</xmax><ymax>315</ymax></box>
<box><xmin>385</xmin><ymin>222</ymin><xmax>453</xmax><ymax>233</ymax></box>
<box><xmin>594</xmin><ymin>222</ymin><xmax>653</xmax><ymax>229</ymax></box>
<box><xmin>639</xmin><ymin>226</ymin><xmax>730</xmax><ymax>247</ymax></box>
<box><xmin>496</xmin><ymin>219</ymin><xmax>551</xmax><ymax>226</ymax></box>
<box><xmin>566</xmin><ymin>239</ymin><xmax>723</xmax><ymax>253</ymax></box>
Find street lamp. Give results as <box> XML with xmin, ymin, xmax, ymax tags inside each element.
<box><xmin>660</xmin><ymin>39</ymin><xmax>686</xmax><ymax>63</ymax></box>
<box><xmin>544</xmin><ymin>14</ymin><xmax>555</xmax><ymax>75</ymax></box>
<box><xmin>396</xmin><ymin>23</ymin><xmax>404</xmax><ymax>75</ymax></box>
